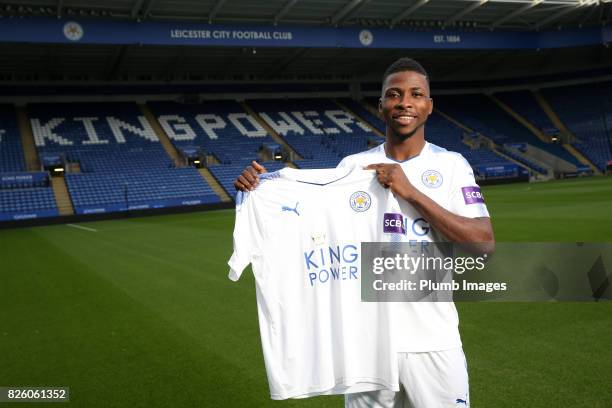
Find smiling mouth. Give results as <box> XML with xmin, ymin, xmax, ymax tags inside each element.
<box><xmin>393</xmin><ymin>114</ymin><xmax>417</xmax><ymax>125</ymax></box>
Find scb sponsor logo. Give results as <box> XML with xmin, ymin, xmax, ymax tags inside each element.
<box><xmin>383</xmin><ymin>213</ymin><xmax>406</xmax><ymax>235</ymax></box>
<box><xmin>384</xmin><ymin>213</ymin><xmax>430</xmax><ymax>236</ymax></box>
<box><xmin>461</xmin><ymin>186</ymin><xmax>485</xmax><ymax>204</ymax></box>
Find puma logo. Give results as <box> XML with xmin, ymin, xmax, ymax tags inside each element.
<box><xmin>282</xmin><ymin>202</ymin><xmax>300</xmax><ymax>216</ymax></box>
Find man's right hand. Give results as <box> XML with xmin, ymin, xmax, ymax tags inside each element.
<box><xmin>234</xmin><ymin>161</ymin><xmax>267</xmax><ymax>191</ymax></box>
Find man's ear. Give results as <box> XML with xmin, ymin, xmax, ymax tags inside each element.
<box><xmin>428</xmin><ymin>97</ymin><xmax>434</xmax><ymax>115</ymax></box>
<box><xmin>378</xmin><ymin>97</ymin><xmax>383</xmax><ymax>112</ymax></box>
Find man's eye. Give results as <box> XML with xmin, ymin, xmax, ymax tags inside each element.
<box><xmin>412</xmin><ymin>93</ymin><xmax>423</xmax><ymax>98</ymax></box>
<box><xmin>387</xmin><ymin>92</ymin><xmax>400</xmax><ymax>98</ymax></box>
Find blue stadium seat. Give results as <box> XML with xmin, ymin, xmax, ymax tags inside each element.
<box><xmin>494</xmin><ymin>91</ymin><xmax>558</xmax><ymax>135</ymax></box>
<box><xmin>542</xmin><ymin>82</ymin><xmax>612</xmax><ymax>171</ymax></box>
<box><xmin>434</xmin><ymin>93</ymin><xmax>583</xmax><ymax>171</ymax></box>
<box><xmin>208</xmin><ymin>160</ymin><xmax>287</xmax><ymax>199</ymax></box>
<box><xmin>0</xmin><ymin>104</ymin><xmax>27</xmax><ymax>173</ymax></box>
<box><xmin>247</xmin><ymin>98</ymin><xmax>372</xmax><ymax>169</ymax></box>
<box><xmin>27</xmin><ymin>102</ymin><xmax>221</xmax><ymax>214</ymax></box>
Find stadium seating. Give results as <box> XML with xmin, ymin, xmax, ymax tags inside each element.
<box><xmin>338</xmin><ymin>98</ymin><xmax>385</xmax><ymax>134</ymax></box>
<box><xmin>494</xmin><ymin>90</ymin><xmax>559</xmax><ymax>135</ymax></box>
<box><xmin>500</xmin><ymin>147</ymin><xmax>548</xmax><ymax>175</ymax></box>
<box><xmin>247</xmin><ymin>98</ymin><xmax>373</xmax><ymax>169</ymax></box>
<box><xmin>27</xmin><ymin>102</ymin><xmax>220</xmax><ymax>214</ymax></box>
<box><xmin>148</xmin><ymin>100</ymin><xmax>276</xmax><ymax>165</ymax></box>
<box><xmin>0</xmin><ymin>104</ymin><xmax>27</xmax><ymax>173</ymax></box>
<box><xmin>208</xmin><ymin>160</ymin><xmax>287</xmax><ymax>199</ymax></box>
<box><xmin>147</xmin><ymin>100</ymin><xmax>286</xmax><ymax>197</ymax></box>
<box><xmin>0</xmin><ymin>170</ymin><xmax>58</xmax><ymax>221</ymax></box>
<box><xmin>434</xmin><ymin>93</ymin><xmax>583</xmax><ymax>170</ymax></box>
<box><xmin>0</xmin><ymin>187</ymin><xmax>57</xmax><ymax>218</ymax></box>
<box><xmin>541</xmin><ymin>81</ymin><xmax>612</xmax><ymax>171</ymax></box>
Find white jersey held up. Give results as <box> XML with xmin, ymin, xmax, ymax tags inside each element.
<box><xmin>228</xmin><ymin>167</ymin><xmax>401</xmax><ymax>400</ymax></box>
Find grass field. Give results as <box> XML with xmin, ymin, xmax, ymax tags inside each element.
<box><xmin>1</xmin><ymin>176</ymin><xmax>611</xmax><ymax>407</ymax></box>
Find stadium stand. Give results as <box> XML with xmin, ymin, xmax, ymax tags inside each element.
<box><xmin>148</xmin><ymin>100</ymin><xmax>277</xmax><ymax>165</ymax></box>
<box><xmin>338</xmin><ymin>98</ymin><xmax>385</xmax><ymax>134</ymax></box>
<box><xmin>0</xmin><ymin>105</ymin><xmax>57</xmax><ymax>221</ymax></box>
<box><xmin>147</xmin><ymin>100</ymin><xmax>286</xmax><ymax>198</ymax></box>
<box><xmin>426</xmin><ymin>111</ymin><xmax>522</xmax><ymax>179</ymax></box>
<box><xmin>1</xmin><ymin>85</ymin><xmax>607</xmax><ymax>223</ymax></box>
<box><xmin>247</xmin><ymin>98</ymin><xmax>374</xmax><ymax>169</ymax></box>
<box><xmin>27</xmin><ymin>102</ymin><xmax>221</xmax><ymax>215</ymax></box>
<box><xmin>0</xmin><ymin>104</ymin><xmax>26</xmax><ymax>173</ymax></box>
<box><xmin>208</xmin><ymin>160</ymin><xmax>287</xmax><ymax>199</ymax></box>
<box><xmin>541</xmin><ymin>81</ymin><xmax>612</xmax><ymax>172</ymax></box>
<box><xmin>434</xmin><ymin>93</ymin><xmax>584</xmax><ymax>173</ymax></box>
<box><xmin>0</xmin><ymin>172</ymin><xmax>58</xmax><ymax>221</ymax></box>
<box><xmin>494</xmin><ymin>90</ymin><xmax>559</xmax><ymax>135</ymax></box>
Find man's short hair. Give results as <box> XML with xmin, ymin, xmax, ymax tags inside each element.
<box><xmin>382</xmin><ymin>58</ymin><xmax>429</xmax><ymax>86</ymax></box>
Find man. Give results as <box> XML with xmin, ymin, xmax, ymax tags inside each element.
<box><xmin>234</xmin><ymin>58</ymin><xmax>494</xmax><ymax>407</ymax></box>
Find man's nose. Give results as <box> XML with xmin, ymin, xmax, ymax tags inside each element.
<box><xmin>396</xmin><ymin>93</ymin><xmax>414</xmax><ymax>108</ymax></box>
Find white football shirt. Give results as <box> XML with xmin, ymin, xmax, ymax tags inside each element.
<box><xmin>228</xmin><ymin>166</ymin><xmax>402</xmax><ymax>400</ymax></box>
<box><xmin>338</xmin><ymin>141</ymin><xmax>490</xmax><ymax>352</ymax></box>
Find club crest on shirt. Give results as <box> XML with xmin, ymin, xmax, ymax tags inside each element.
<box><xmin>349</xmin><ymin>191</ymin><xmax>371</xmax><ymax>212</ymax></box>
<box><xmin>421</xmin><ymin>170</ymin><xmax>443</xmax><ymax>188</ymax></box>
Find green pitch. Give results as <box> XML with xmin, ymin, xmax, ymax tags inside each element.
<box><xmin>1</xmin><ymin>176</ymin><xmax>611</xmax><ymax>407</ymax></box>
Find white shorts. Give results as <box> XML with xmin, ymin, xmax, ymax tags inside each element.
<box><xmin>345</xmin><ymin>348</ymin><xmax>470</xmax><ymax>408</ymax></box>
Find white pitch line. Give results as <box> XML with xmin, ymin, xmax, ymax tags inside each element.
<box><xmin>67</xmin><ymin>223</ymin><xmax>98</xmax><ymax>232</ymax></box>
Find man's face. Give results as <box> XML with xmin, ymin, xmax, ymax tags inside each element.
<box><xmin>379</xmin><ymin>70</ymin><xmax>433</xmax><ymax>140</ymax></box>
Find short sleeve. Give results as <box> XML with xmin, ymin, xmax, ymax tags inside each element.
<box><xmin>227</xmin><ymin>191</ymin><xmax>263</xmax><ymax>281</ymax></box>
<box><xmin>448</xmin><ymin>155</ymin><xmax>490</xmax><ymax>218</ymax></box>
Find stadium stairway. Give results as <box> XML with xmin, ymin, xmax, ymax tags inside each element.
<box><xmin>562</xmin><ymin>144</ymin><xmax>599</xmax><ymax>173</ymax></box>
<box><xmin>16</xmin><ymin>106</ymin><xmax>40</xmax><ymax>171</ymax></box>
<box><xmin>362</xmin><ymin>99</ymin><xmax>379</xmax><ymax>118</ymax></box>
<box><xmin>197</xmin><ymin>168</ymin><xmax>231</xmax><ymax>202</ymax></box>
<box><xmin>487</xmin><ymin>94</ymin><xmax>549</xmax><ymax>143</ymax></box>
<box><xmin>435</xmin><ymin>107</ymin><xmax>548</xmax><ymax>178</ymax></box>
<box><xmin>532</xmin><ymin>91</ymin><xmax>602</xmax><ymax>175</ymax></box>
<box><xmin>239</xmin><ymin>101</ymin><xmax>303</xmax><ymax>161</ymax></box>
<box><xmin>138</xmin><ymin>104</ymin><xmax>183</xmax><ymax>167</ymax></box>
<box><xmin>488</xmin><ymin>94</ymin><xmax>591</xmax><ymax>174</ymax></box>
<box><xmin>333</xmin><ymin>99</ymin><xmax>385</xmax><ymax>139</ymax></box>
<box><xmin>492</xmin><ymin>147</ymin><xmax>548</xmax><ymax>178</ymax></box>
<box><xmin>434</xmin><ymin>108</ymin><xmax>472</xmax><ymax>134</ymax></box>
<box><xmin>50</xmin><ymin>176</ymin><xmax>74</xmax><ymax>215</ymax></box>
<box><xmin>532</xmin><ymin>91</ymin><xmax>571</xmax><ymax>136</ymax></box>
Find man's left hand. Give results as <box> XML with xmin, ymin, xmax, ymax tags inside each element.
<box><xmin>365</xmin><ymin>163</ymin><xmax>417</xmax><ymax>202</ymax></box>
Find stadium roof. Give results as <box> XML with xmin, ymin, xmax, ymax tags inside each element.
<box><xmin>1</xmin><ymin>0</ymin><xmax>609</xmax><ymax>30</ymax></box>
<box><xmin>0</xmin><ymin>0</ymin><xmax>611</xmax><ymax>86</ymax></box>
